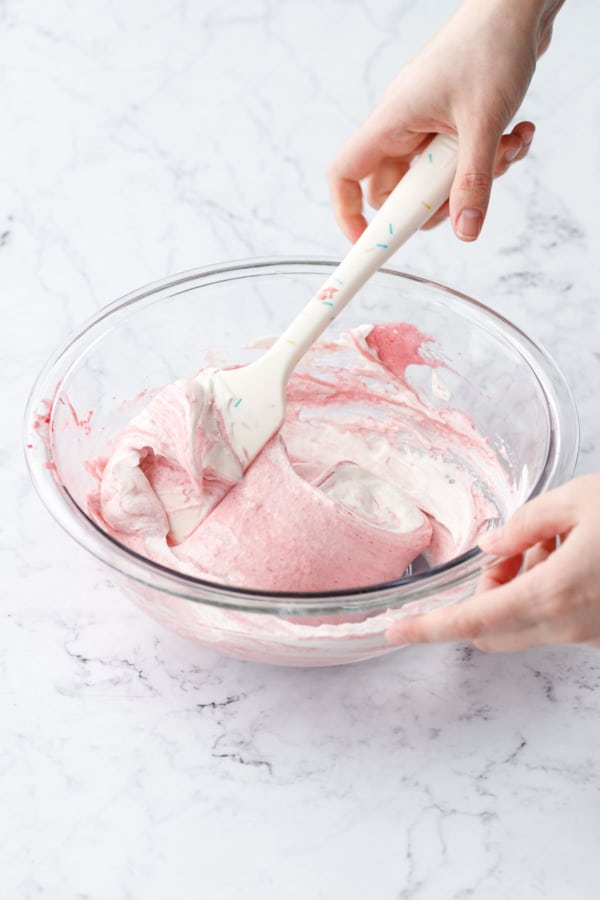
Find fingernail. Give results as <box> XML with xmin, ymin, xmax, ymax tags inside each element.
<box><xmin>457</xmin><ymin>208</ymin><xmax>482</xmax><ymax>241</ymax></box>
<box><xmin>504</xmin><ymin>143</ymin><xmax>521</xmax><ymax>163</ymax></box>
<box><xmin>522</xmin><ymin>131</ymin><xmax>534</xmax><ymax>146</ymax></box>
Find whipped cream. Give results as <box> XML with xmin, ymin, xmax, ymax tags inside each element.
<box><xmin>88</xmin><ymin>323</ymin><xmax>510</xmax><ymax>592</ymax></box>
<box><xmin>100</xmin><ymin>370</ymin><xmax>244</xmax><ymax>545</ymax></box>
<box><xmin>318</xmin><ymin>462</ymin><xmax>428</xmax><ymax>533</ymax></box>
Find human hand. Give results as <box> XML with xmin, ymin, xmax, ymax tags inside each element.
<box><xmin>329</xmin><ymin>0</ymin><xmax>564</xmax><ymax>243</ymax></box>
<box><xmin>387</xmin><ymin>474</ymin><xmax>600</xmax><ymax>652</ymax></box>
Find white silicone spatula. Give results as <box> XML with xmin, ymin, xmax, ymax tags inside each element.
<box><xmin>218</xmin><ymin>132</ymin><xmax>459</xmax><ymax>466</ymax></box>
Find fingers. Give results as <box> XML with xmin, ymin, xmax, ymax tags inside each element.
<box><xmin>504</xmin><ymin>120</ymin><xmax>535</xmax><ymax>163</ymax></box>
<box><xmin>328</xmin><ymin>176</ymin><xmax>368</xmax><ymax>243</ymax></box>
<box><xmin>329</xmin><ymin>114</ymin><xmax>432</xmax><ymax>241</ymax></box>
<box><xmin>366</xmin><ymin>156</ymin><xmax>410</xmax><ymax>209</ymax></box>
<box><xmin>423</xmin><ymin>122</ymin><xmax>534</xmax><ymax>231</ymax></box>
<box><xmin>449</xmin><ymin>120</ymin><xmax>499</xmax><ymax>240</ymax></box>
<box><xmin>387</xmin><ymin>561</ymin><xmax>543</xmax><ymax>646</ymax></box>
<box><xmin>388</xmin><ymin>509</ymin><xmax>600</xmax><ymax>652</ymax></box>
<box><xmin>523</xmin><ymin>536</ymin><xmax>557</xmax><ymax>572</ymax></box>
<box><xmin>387</xmin><ymin>476</ymin><xmax>600</xmax><ymax>652</ymax></box>
<box><xmin>330</xmin><ymin>118</ymin><xmax>536</xmax><ymax>242</ymax></box>
<box><xmin>473</xmin><ymin>624</ymin><xmax>551</xmax><ymax>654</ymax></box>
<box><xmin>387</xmin><ymin>528</ymin><xmax>581</xmax><ymax>647</ymax></box>
<box><xmin>476</xmin><ymin>553</ymin><xmax>523</xmax><ymax>593</ymax></box>
<box><xmin>495</xmin><ymin>134</ymin><xmax>523</xmax><ymax>177</ymax></box>
<box><xmin>327</xmin><ymin>120</ymin><xmax>390</xmax><ymax>242</ymax></box>
<box><xmin>479</xmin><ymin>483</ymin><xmax>578</xmax><ymax>558</ymax></box>
<box><xmin>474</xmin><ymin>545</ymin><xmax>600</xmax><ymax>652</ymax></box>
<box><xmin>493</xmin><ymin>121</ymin><xmax>535</xmax><ymax>177</ymax></box>
<box><xmin>449</xmin><ymin>118</ymin><xmax>533</xmax><ymax>241</ymax></box>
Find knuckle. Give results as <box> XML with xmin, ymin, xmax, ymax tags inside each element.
<box><xmin>574</xmin><ymin>570</ymin><xmax>596</xmax><ymax>609</ymax></box>
<box><xmin>456</xmin><ymin>170</ymin><xmax>493</xmax><ymax>194</ymax></box>
<box><xmin>455</xmin><ymin>614</ymin><xmax>484</xmax><ymax>641</ymax></box>
<box><xmin>379</xmin><ymin>121</ymin><xmax>410</xmax><ymax>149</ymax></box>
<box><xmin>542</xmin><ymin>587</ymin><xmax>571</xmax><ymax>619</ymax></box>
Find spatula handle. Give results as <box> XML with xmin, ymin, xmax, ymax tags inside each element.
<box><xmin>273</xmin><ymin>133</ymin><xmax>458</xmax><ymax>377</ymax></box>
<box><xmin>351</xmin><ymin>131</ymin><xmax>459</xmax><ymax>261</ymax></box>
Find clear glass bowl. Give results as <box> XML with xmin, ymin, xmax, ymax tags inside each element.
<box><xmin>24</xmin><ymin>259</ymin><xmax>579</xmax><ymax>666</ymax></box>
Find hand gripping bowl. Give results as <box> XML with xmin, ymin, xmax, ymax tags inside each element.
<box><xmin>24</xmin><ymin>259</ymin><xmax>579</xmax><ymax>667</ymax></box>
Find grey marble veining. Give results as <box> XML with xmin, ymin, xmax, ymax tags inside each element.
<box><xmin>2</xmin><ymin>0</ymin><xmax>600</xmax><ymax>897</ymax></box>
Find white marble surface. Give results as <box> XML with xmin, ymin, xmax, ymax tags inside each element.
<box><xmin>2</xmin><ymin>0</ymin><xmax>600</xmax><ymax>897</ymax></box>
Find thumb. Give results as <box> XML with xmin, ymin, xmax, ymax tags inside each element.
<box><xmin>450</xmin><ymin>127</ymin><xmax>500</xmax><ymax>241</ymax></box>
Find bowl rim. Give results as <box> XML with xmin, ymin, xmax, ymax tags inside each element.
<box><xmin>23</xmin><ymin>256</ymin><xmax>580</xmax><ymax>614</ymax></box>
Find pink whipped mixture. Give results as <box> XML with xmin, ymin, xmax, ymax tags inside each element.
<box><xmin>86</xmin><ymin>323</ymin><xmax>510</xmax><ymax>592</ymax></box>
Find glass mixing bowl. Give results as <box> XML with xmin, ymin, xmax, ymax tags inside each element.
<box><xmin>25</xmin><ymin>259</ymin><xmax>579</xmax><ymax>666</ymax></box>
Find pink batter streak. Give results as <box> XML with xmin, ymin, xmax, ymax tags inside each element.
<box><xmin>85</xmin><ymin>323</ymin><xmax>509</xmax><ymax>593</ymax></box>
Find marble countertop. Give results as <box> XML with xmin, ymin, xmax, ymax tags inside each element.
<box><xmin>2</xmin><ymin>1</ymin><xmax>600</xmax><ymax>897</ymax></box>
